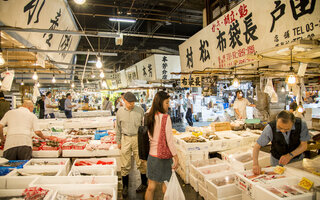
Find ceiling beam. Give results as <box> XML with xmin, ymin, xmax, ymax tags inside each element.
<box><xmin>2</xmin><ymin>48</ymin><xmax>118</xmax><ymax>56</ymax></box>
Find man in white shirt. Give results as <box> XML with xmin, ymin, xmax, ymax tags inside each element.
<box><xmin>0</xmin><ymin>100</ymin><xmax>49</xmax><ymax>160</ymax></box>
<box><xmin>45</xmin><ymin>91</ymin><xmax>57</xmax><ymax>118</ymax></box>
<box><xmin>233</xmin><ymin>90</ymin><xmax>255</xmax><ymax>120</ymax></box>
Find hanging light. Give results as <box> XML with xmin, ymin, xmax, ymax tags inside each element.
<box><xmin>74</xmin><ymin>0</ymin><xmax>85</xmax><ymax>4</ymax></box>
<box><xmin>285</xmin><ymin>47</ymin><xmax>297</xmax><ymax>85</ymax></box>
<box><xmin>0</xmin><ymin>52</ymin><xmax>5</xmax><ymax>66</ymax></box>
<box><xmin>0</xmin><ymin>80</ymin><xmax>2</xmax><ymax>86</ymax></box>
<box><xmin>21</xmin><ymin>81</ymin><xmax>24</xmax><ymax>86</ymax></box>
<box><xmin>64</xmin><ymin>79</ymin><xmax>67</xmax><ymax>83</ymax></box>
<box><xmin>71</xmin><ymin>83</ymin><xmax>75</xmax><ymax>88</ymax></box>
<box><xmin>36</xmin><ymin>82</ymin><xmax>40</xmax><ymax>87</ymax></box>
<box><xmin>297</xmin><ymin>105</ymin><xmax>304</xmax><ymax>113</ymax></box>
<box><xmin>99</xmin><ymin>71</ymin><xmax>105</xmax><ymax>78</ymax></box>
<box><xmin>91</xmin><ymin>73</ymin><xmax>96</xmax><ymax>78</ymax></box>
<box><xmin>52</xmin><ymin>74</ymin><xmax>56</xmax><ymax>83</ymax></box>
<box><xmin>232</xmin><ymin>78</ymin><xmax>240</xmax><ymax>88</ymax></box>
<box><xmin>281</xmin><ymin>85</ymin><xmax>285</xmax><ymax>92</ymax></box>
<box><xmin>96</xmin><ymin>57</ymin><xmax>102</xmax><ymax>69</ymax></box>
<box><xmin>102</xmin><ymin>80</ymin><xmax>107</xmax><ymax>88</ymax></box>
<box><xmin>32</xmin><ymin>69</ymin><xmax>38</xmax><ymax>80</ymax></box>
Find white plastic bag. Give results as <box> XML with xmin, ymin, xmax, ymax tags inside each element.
<box><xmin>164</xmin><ymin>171</ymin><xmax>185</xmax><ymax>200</ymax></box>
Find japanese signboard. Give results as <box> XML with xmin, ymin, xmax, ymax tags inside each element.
<box><xmin>0</xmin><ymin>0</ymin><xmax>80</xmax><ymax>65</ymax></box>
<box><xmin>154</xmin><ymin>54</ymin><xmax>181</xmax><ymax>80</ymax></box>
<box><xmin>180</xmin><ymin>74</ymin><xmax>202</xmax><ymax>88</ymax></box>
<box><xmin>118</xmin><ymin>70</ymin><xmax>127</xmax><ymax>88</ymax></box>
<box><xmin>179</xmin><ymin>0</ymin><xmax>320</xmax><ymax>71</ymax></box>
<box><xmin>136</xmin><ymin>55</ymin><xmax>156</xmax><ymax>81</ymax></box>
<box><xmin>125</xmin><ymin>65</ymin><xmax>138</xmax><ymax>85</ymax></box>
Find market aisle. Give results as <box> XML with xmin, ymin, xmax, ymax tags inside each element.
<box><xmin>124</xmin><ymin>157</ymin><xmax>204</xmax><ymax>200</ymax></box>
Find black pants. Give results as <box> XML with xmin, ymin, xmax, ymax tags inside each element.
<box><xmin>64</xmin><ymin>110</ymin><xmax>72</xmax><ymax>118</ymax></box>
<box><xmin>39</xmin><ymin>109</ymin><xmax>45</xmax><ymax>119</ymax></box>
<box><xmin>186</xmin><ymin>108</ymin><xmax>193</xmax><ymax>126</ymax></box>
<box><xmin>45</xmin><ymin>113</ymin><xmax>55</xmax><ymax>119</ymax></box>
<box><xmin>3</xmin><ymin>146</ymin><xmax>32</xmax><ymax>160</ymax></box>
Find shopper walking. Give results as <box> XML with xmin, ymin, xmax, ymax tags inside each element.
<box><xmin>233</xmin><ymin>90</ymin><xmax>255</xmax><ymax>120</ymax></box>
<box><xmin>116</xmin><ymin>92</ymin><xmax>147</xmax><ymax>198</ymax></box>
<box><xmin>102</xmin><ymin>97</ymin><xmax>113</xmax><ymax>114</ymax></box>
<box><xmin>58</xmin><ymin>95</ymin><xmax>66</xmax><ymax>111</ymax></box>
<box><xmin>185</xmin><ymin>92</ymin><xmax>193</xmax><ymax>126</ymax></box>
<box><xmin>44</xmin><ymin>91</ymin><xmax>57</xmax><ymax>118</ymax></box>
<box><xmin>252</xmin><ymin>110</ymin><xmax>310</xmax><ymax>174</ymax></box>
<box><xmin>36</xmin><ymin>95</ymin><xmax>45</xmax><ymax>119</ymax></box>
<box><xmin>0</xmin><ymin>100</ymin><xmax>49</xmax><ymax>160</ymax></box>
<box><xmin>0</xmin><ymin>92</ymin><xmax>10</xmax><ymax>120</ymax></box>
<box><xmin>145</xmin><ymin>91</ymin><xmax>179</xmax><ymax>200</ymax></box>
<box><xmin>64</xmin><ymin>93</ymin><xmax>76</xmax><ymax>118</ymax></box>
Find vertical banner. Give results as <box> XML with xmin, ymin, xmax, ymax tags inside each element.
<box><xmin>136</xmin><ymin>55</ymin><xmax>156</xmax><ymax>81</ymax></box>
<box><xmin>125</xmin><ymin>65</ymin><xmax>138</xmax><ymax>85</ymax></box>
<box><xmin>154</xmin><ymin>54</ymin><xmax>181</xmax><ymax>80</ymax></box>
<box><xmin>0</xmin><ymin>0</ymin><xmax>80</xmax><ymax>64</ymax></box>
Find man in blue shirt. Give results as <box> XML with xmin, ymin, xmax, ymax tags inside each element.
<box><xmin>64</xmin><ymin>93</ymin><xmax>76</xmax><ymax>118</ymax></box>
<box><xmin>252</xmin><ymin>110</ymin><xmax>310</xmax><ymax>175</ymax></box>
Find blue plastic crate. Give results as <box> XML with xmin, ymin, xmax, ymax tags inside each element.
<box><xmin>94</xmin><ymin>130</ymin><xmax>108</xmax><ymax>140</ymax></box>
<box><xmin>0</xmin><ymin>160</ymin><xmax>28</xmax><ymax>176</ymax></box>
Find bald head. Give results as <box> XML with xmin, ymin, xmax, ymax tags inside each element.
<box><xmin>23</xmin><ymin>100</ymin><xmax>34</xmax><ymax>112</ymax></box>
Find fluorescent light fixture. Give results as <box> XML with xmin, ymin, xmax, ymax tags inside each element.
<box><xmin>32</xmin><ymin>71</ymin><xmax>38</xmax><ymax>80</ymax></box>
<box><xmin>0</xmin><ymin>52</ymin><xmax>5</xmax><ymax>65</ymax></box>
<box><xmin>74</xmin><ymin>0</ymin><xmax>85</xmax><ymax>4</ymax></box>
<box><xmin>109</xmin><ymin>18</ymin><xmax>136</xmax><ymax>23</ymax></box>
<box><xmin>96</xmin><ymin>57</ymin><xmax>102</xmax><ymax>69</ymax></box>
<box><xmin>100</xmin><ymin>71</ymin><xmax>105</xmax><ymax>78</ymax></box>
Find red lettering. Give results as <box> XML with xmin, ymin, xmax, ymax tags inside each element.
<box><xmin>230</xmin><ymin>11</ymin><xmax>235</xmax><ymax>23</ymax></box>
<box><xmin>239</xmin><ymin>4</ymin><xmax>248</xmax><ymax>18</ymax></box>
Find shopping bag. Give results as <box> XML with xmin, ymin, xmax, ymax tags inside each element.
<box><xmin>164</xmin><ymin>171</ymin><xmax>185</xmax><ymax>200</ymax></box>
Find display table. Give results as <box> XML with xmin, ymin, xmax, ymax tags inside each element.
<box><xmin>54</xmin><ymin>110</ymin><xmax>111</xmax><ymax>118</ymax></box>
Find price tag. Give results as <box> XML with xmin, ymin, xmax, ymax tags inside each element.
<box><xmin>298</xmin><ymin>177</ymin><xmax>313</xmax><ymax>191</ymax></box>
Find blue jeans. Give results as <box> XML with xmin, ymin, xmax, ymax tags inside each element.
<box><xmin>64</xmin><ymin>110</ymin><xmax>72</xmax><ymax>118</ymax></box>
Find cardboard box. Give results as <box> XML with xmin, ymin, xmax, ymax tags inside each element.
<box><xmin>211</xmin><ymin>122</ymin><xmax>231</xmax><ymax>132</ymax></box>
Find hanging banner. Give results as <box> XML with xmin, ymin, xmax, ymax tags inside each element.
<box><xmin>179</xmin><ymin>0</ymin><xmax>320</xmax><ymax>70</ymax></box>
<box><xmin>154</xmin><ymin>54</ymin><xmax>181</xmax><ymax>80</ymax></box>
<box><xmin>0</xmin><ymin>0</ymin><xmax>80</xmax><ymax>64</ymax></box>
<box><xmin>126</xmin><ymin>65</ymin><xmax>138</xmax><ymax>85</ymax></box>
<box><xmin>136</xmin><ymin>55</ymin><xmax>156</xmax><ymax>81</ymax></box>
<box><xmin>180</xmin><ymin>74</ymin><xmax>202</xmax><ymax>88</ymax></box>
<box><xmin>118</xmin><ymin>70</ymin><xmax>127</xmax><ymax>88</ymax></box>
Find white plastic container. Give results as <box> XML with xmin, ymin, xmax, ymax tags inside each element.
<box><xmin>23</xmin><ymin>158</ymin><xmax>70</xmax><ymax>176</ymax></box>
<box><xmin>229</xmin><ymin>151</ymin><xmax>270</xmax><ymax>171</ymax></box>
<box><xmin>197</xmin><ymin>163</ymin><xmax>232</xmax><ymax>186</ymax></box>
<box><xmin>71</xmin><ymin>158</ymin><xmax>117</xmax><ymax>171</ymax></box>
<box><xmin>255</xmin><ymin>177</ymin><xmax>314</xmax><ymax>200</ymax></box>
<box><xmin>68</xmin><ymin>167</ymin><xmax>115</xmax><ymax>176</ymax></box>
<box><xmin>32</xmin><ymin>150</ymin><xmax>61</xmax><ymax>158</ymax></box>
<box><xmin>189</xmin><ymin>174</ymin><xmax>199</xmax><ymax>192</ymax></box>
<box><xmin>199</xmin><ymin>181</ymin><xmax>207</xmax><ymax>199</ymax></box>
<box><xmin>29</xmin><ymin>176</ymin><xmax>118</xmax><ymax>191</ymax></box>
<box><xmin>205</xmin><ymin>172</ymin><xmax>241</xmax><ymax>198</ymax></box>
<box><xmin>189</xmin><ymin>158</ymin><xmax>224</xmax><ymax>179</ymax></box>
<box><xmin>51</xmin><ymin>186</ymin><xmax>116</xmax><ymax>200</ymax></box>
<box><xmin>0</xmin><ymin>189</ymin><xmax>54</xmax><ymax>200</ymax></box>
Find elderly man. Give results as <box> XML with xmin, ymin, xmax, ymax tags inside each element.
<box><xmin>0</xmin><ymin>100</ymin><xmax>49</xmax><ymax>160</ymax></box>
<box><xmin>116</xmin><ymin>92</ymin><xmax>147</xmax><ymax>197</ymax></box>
<box><xmin>252</xmin><ymin>110</ymin><xmax>310</xmax><ymax>175</ymax></box>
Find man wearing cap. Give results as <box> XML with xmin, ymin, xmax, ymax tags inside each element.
<box><xmin>116</xmin><ymin>92</ymin><xmax>147</xmax><ymax>197</ymax></box>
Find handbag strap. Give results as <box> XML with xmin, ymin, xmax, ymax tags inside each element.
<box><xmin>160</xmin><ymin>114</ymin><xmax>168</xmax><ymax>138</ymax></box>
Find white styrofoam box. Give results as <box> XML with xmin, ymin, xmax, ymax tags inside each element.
<box><xmin>235</xmin><ymin>167</ymin><xmax>291</xmax><ymax>199</ymax></box>
<box><xmin>215</xmin><ymin>131</ymin><xmax>242</xmax><ymax>150</ymax></box>
<box><xmin>177</xmin><ymin>148</ymin><xmax>209</xmax><ymax>172</ymax></box>
<box><xmin>286</xmin><ymin>166</ymin><xmax>320</xmax><ymax>187</ymax></box>
<box><xmin>205</xmin><ymin>172</ymin><xmax>241</xmax><ymax>198</ymax></box>
<box><xmin>242</xmin><ymin>190</ymin><xmax>254</xmax><ymax>200</ymax></box>
<box><xmin>68</xmin><ymin>167</ymin><xmax>115</xmax><ymax>176</ymax></box>
<box><xmin>189</xmin><ymin>174</ymin><xmax>199</xmax><ymax>192</ymax></box>
<box><xmin>23</xmin><ymin>158</ymin><xmax>70</xmax><ymax>176</ymax></box>
<box><xmin>230</xmin><ymin>151</ymin><xmax>270</xmax><ymax>171</ymax></box>
<box><xmin>114</xmin><ymin>156</ymin><xmax>121</xmax><ymax>172</ymax></box>
<box><xmin>52</xmin><ymin>186</ymin><xmax>116</xmax><ymax>200</ymax></box>
<box><xmin>197</xmin><ymin>163</ymin><xmax>232</xmax><ymax>186</ymax></box>
<box><xmin>0</xmin><ymin>189</ymin><xmax>54</xmax><ymax>200</ymax></box>
<box><xmin>207</xmin><ymin>192</ymin><xmax>242</xmax><ymax>200</ymax></box>
<box><xmin>72</xmin><ymin>158</ymin><xmax>117</xmax><ymax>171</ymax></box>
<box><xmin>198</xmin><ymin>182</ymin><xmax>207</xmax><ymax>199</ymax></box>
<box><xmin>176</xmin><ymin>165</ymin><xmax>189</xmax><ymax>184</ymax></box>
<box><xmin>220</xmin><ymin>146</ymin><xmax>254</xmax><ymax>162</ymax></box>
<box><xmin>62</xmin><ymin>149</ymin><xmax>120</xmax><ymax>158</ymax></box>
<box><xmin>179</xmin><ymin>138</ymin><xmax>210</xmax><ymax>152</ymax></box>
<box><xmin>30</xmin><ymin>176</ymin><xmax>118</xmax><ymax>191</ymax></box>
<box><xmin>208</xmin><ymin>139</ymin><xmax>223</xmax><ymax>151</ymax></box>
<box><xmin>189</xmin><ymin>158</ymin><xmax>224</xmax><ymax>179</ymax></box>
<box><xmin>255</xmin><ymin>177</ymin><xmax>314</xmax><ymax>200</ymax></box>
<box><xmin>32</xmin><ymin>150</ymin><xmax>61</xmax><ymax>158</ymax></box>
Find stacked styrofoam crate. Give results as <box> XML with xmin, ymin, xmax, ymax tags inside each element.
<box><xmin>214</xmin><ymin>131</ymin><xmax>242</xmax><ymax>151</ymax></box>
<box><xmin>175</xmin><ymin>146</ymin><xmax>209</xmax><ymax>184</ymax></box>
<box><xmin>220</xmin><ymin>147</ymin><xmax>270</xmax><ymax>171</ymax></box>
<box><xmin>71</xmin><ymin>158</ymin><xmax>117</xmax><ymax>172</ymax></box>
<box><xmin>23</xmin><ymin>158</ymin><xmax>71</xmax><ymax>176</ymax></box>
<box><xmin>51</xmin><ymin>186</ymin><xmax>116</xmax><ymax>200</ymax></box>
<box><xmin>68</xmin><ymin>167</ymin><xmax>115</xmax><ymax>176</ymax></box>
<box><xmin>0</xmin><ymin>188</ymin><xmax>55</xmax><ymax>200</ymax></box>
<box><xmin>255</xmin><ymin>177</ymin><xmax>314</xmax><ymax>200</ymax></box>
<box><xmin>235</xmin><ymin>167</ymin><xmax>293</xmax><ymax>199</ymax></box>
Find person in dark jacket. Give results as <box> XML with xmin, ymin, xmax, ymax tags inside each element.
<box><xmin>37</xmin><ymin>95</ymin><xmax>45</xmax><ymax>119</ymax></box>
<box><xmin>58</xmin><ymin>95</ymin><xmax>66</xmax><ymax>111</ymax></box>
<box><xmin>0</xmin><ymin>92</ymin><xmax>10</xmax><ymax>120</ymax></box>
<box><xmin>252</xmin><ymin>110</ymin><xmax>310</xmax><ymax>175</ymax></box>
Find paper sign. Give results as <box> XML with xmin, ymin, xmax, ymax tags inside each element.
<box><xmin>298</xmin><ymin>177</ymin><xmax>313</xmax><ymax>191</ymax></box>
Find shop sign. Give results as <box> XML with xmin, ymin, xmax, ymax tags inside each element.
<box><xmin>179</xmin><ymin>0</ymin><xmax>320</xmax><ymax>70</ymax></box>
<box><xmin>154</xmin><ymin>54</ymin><xmax>181</xmax><ymax>80</ymax></box>
<box><xmin>0</xmin><ymin>0</ymin><xmax>80</xmax><ymax>65</ymax></box>
<box><xmin>118</xmin><ymin>70</ymin><xmax>127</xmax><ymax>88</ymax></box>
<box><xmin>136</xmin><ymin>55</ymin><xmax>156</xmax><ymax>81</ymax></box>
<box><xmin>125</xmin><ymin>65</ymin><xmax>138</xmax><ymax>85</ymax></box>
<box><xmin>180</xmin><ymin>74</ymin><xmax>202</xmax><ymax>88</ymax></box>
